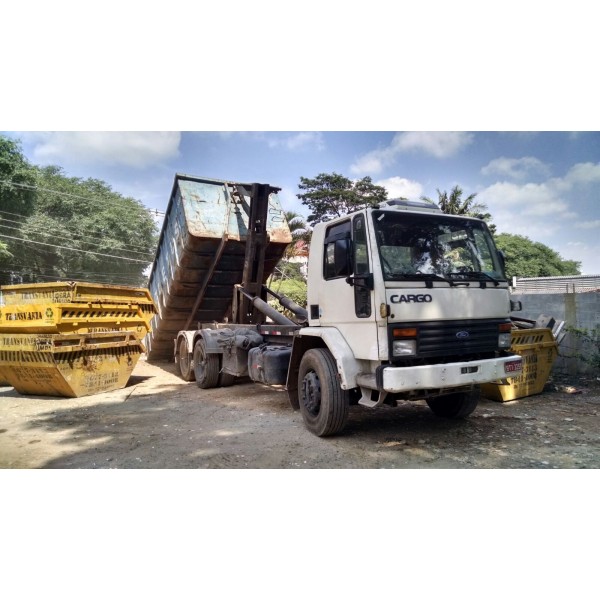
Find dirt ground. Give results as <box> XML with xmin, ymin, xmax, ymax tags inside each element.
<box><xmin>0</xmin><ymin>356</ymin><xmax>598</xmax><ymax>469</ymax></box>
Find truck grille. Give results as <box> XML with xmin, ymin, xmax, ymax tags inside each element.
<box><xmin>390</xmin><ymin>319</ymin><xmax>508</xmax><ymax>361</ymax></box>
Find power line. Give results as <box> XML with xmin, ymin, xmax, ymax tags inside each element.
<box><xmin>0</xmin><ymin>179</ymin><xmax>166</xmax><ymax>217</ymax></box>
<box><xmin>0</xmin><ymin>265</ymin><xmax>146</xmax><ymax>280</ymax></box>
<box><xmin>0</xmin><ymin>233</ymin><xmax>151</xmax><ymax>263</ymax></box>
<box><xmin>0</xmin><ymin>209</ymin><xmax>157</xmax><ymax>254</ymax></box>
<box><xmin>0</xmin><ymin>271</ymin><xmax>146</xmax><ymax>285</ymax></box>
<box><xmin>0</xmin><ymin>221</ymin><xmax>155</xmax><ymax>258</ymax></box>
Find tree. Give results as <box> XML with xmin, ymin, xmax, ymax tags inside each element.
<box><xmin>283</xmin><ymin>210</ymin><xmax>311</xmax><ymax>260</ymax></box>
<box><xmin>495</xmin><ymin>233</ymin><xmax>581</xmax><ymax>279</ymax></box>
<box><xmin>421</xmin><ymin>185</ymin><xmax>496</xmax><ymax>234</ymax></box>
<box><xmin>0</xmin><ymin>136</ymin><xmax>38</xmax><ymax>276</ymax></box>
<box><xmin>0</xmin><ymin>138</ymin><xmax>158</xmax><ymax>286</ymax></box>
<box><xmin>0</xmin><ymin>136</ymin><xmax>37</xmax><ymax>216</ymax></box>
<box><xmin>297</xmin><ymin>172</ymin><xmax>388</xmax><ymax>225</ymax></box>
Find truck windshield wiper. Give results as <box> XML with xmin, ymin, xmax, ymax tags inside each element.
<box><xmin>390</xmin><ymin>272</ymin><xmax>467</xmax><ymax>287</ymax></box>
<box><xmin>448</xmin><ymin>271</ymin><xmax>501</xmax><ymax>287</ymax></box>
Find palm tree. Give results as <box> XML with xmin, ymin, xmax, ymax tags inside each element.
<box><xmin>421</xmin><ymin>185</ymin><xmax>496</xmax><ymax>234</ymax></box>
<box><xmin>283</xmin><ymin>211</ymin><xmax>311</xmax><ymax>260</ymax></box>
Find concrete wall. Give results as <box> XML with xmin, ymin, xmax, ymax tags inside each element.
<box><xmin>511</xmin><ymin>291</ymin><xmax>600</xmax><ymax>375</ymax></box>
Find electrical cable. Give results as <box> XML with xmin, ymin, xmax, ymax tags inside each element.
<box><xmin>0</xmin><ymin>233</ymin><xmax>151</xmax><ymax>263</ymax></box>
<box><xmin>0</xmin><ymin>221</ymin><xmax>155</xmax><ymax>258</ymax></box>
<box><xmin>0</xmin><ymin>179</ymin><xmax>165</xmax><ymax>217</ymax></box>
<box><xmin>0</xmin><ymin>210</ymin><xmax>156</xmax><ymax>254</ymax></box>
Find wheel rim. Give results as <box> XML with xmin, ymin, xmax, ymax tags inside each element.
<box><xmin>195</xmin><ymin>344</ymin><xmax>207</xmax><ymax>380</ymax></box>
<box><xmin>179</xmin><ymin>338</ymin><xmax>189</xmax><ymax>373</ymax></box>
<box><xmin>302</xmin><ymin>371</ymin><xmax>321</xmax><ymax>416</ymax></box>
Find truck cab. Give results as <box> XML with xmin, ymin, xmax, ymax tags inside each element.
<box><xmin>286</xmin><ymin>199</ymin><xmax>523</xmax><ymax>435</ymax></box>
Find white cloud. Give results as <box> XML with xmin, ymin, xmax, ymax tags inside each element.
<box><xmin>564</xmin><ymin>162</ymin><xmax>600</xmax><ymax>185</ymax></box>
<box><xmin>478</xmin><ymin>181</ymin><xmax>576</xmax><ymax>239</ymax></box>
<box><xmin>351</xmin><ymin>132</ymin><xmax>473</xmax><ymax>174</ymax></box>
<box><xmin>267</xmin><ymin>132</ymin><xmax>325</xmax><ymax>151</ymax></box>
<box><xmin>21</xmin><ymin>132</ymin><xmax>181</xmax><ymax>168</ymax></box>
<box><xmin>481</xmin><ymin>156</ymin><xmax>550</xmax><ymax>180</ymax></box>
<box><xmin>392</xmin><ymin>132</ymin><xmax>473</xmax><ymax>158</ymax></box>
<box><xmin>375</xmin><ymin>176</ymin><xmax>423</xmax><ymax>200</ymax></box>
<box><xmin>349</xmin><ymin>153</ymin><xmax>386</xmax><ymax>174</ymax></box>
<box><xmin>480</xmin><ymin>178</ymin><xmax>587</xmax><ymax>216</ymax></box>
<box><xmin>575</xmin><ymin>219</ymin><xmax>600</xmax><ymax>229</ymax></box>
<box><xmin>559</xmin><ymin>242</ymin><xmax>600</xmax><ymax>276</ymax></box>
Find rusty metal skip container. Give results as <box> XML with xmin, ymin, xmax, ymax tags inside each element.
<box><xmin>0</xmin><ymin>282</ymin><xmax>156</xmax><ymax>396</ymax></box>
<box><xmin>144</xmin><ymin>174</ymin><xmax>292</xmax><ymax>360</ymax></box>
<box><xmin>0</xmin><ymin>331</ymin><xmax>144</xmax><ymax>397</ymax></box>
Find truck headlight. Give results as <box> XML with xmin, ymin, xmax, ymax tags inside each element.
<box><xmin>392</xmin><ymin>340</ymin><xmax>417</xmax><ymax>356</ymax></box>
<box><xmin>498</xmin><ymin>323</ymin><xmax>513</xmax><ymax>349</ymax></box>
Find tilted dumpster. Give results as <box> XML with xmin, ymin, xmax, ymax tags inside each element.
<box><xmin>145</xmin><ymin>174</ymin><xmax>291</xmax><ymax>360</ymax></box>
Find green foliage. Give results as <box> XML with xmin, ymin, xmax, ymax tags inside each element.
<box><xmin>0</xmin><ymin>136</ymin><xmax>37</xmax><ymax>216</ymax></box>
<box><xmin>268</xmin><ymin>276</ymin><xmax>307</xmax><ymax>320</ymax></box>
<box><xmin>564</xmin><ymin>327</ymin><xmax>600</xmax><ymax>372</ymax></box>
<box><xmin>297</xmin><ymin>172</ymin><xmax>387</xmax><ymax>225</ymax></box>
<box><xmin>284</xmin><ymin>211</ymin><xmax>311</xmax><ymax>260</ymax></box>
<box><xmin>421</xmin><ymin>185</ymin><xmax>496</xmax><ymax>234</ymax></box>
<box><xmin>271</xmin><ymin>260</ymin><xmax>304</xmax><ymax>282</ymax></box>
<box><xmin>0</xmin><ymin>134</ymin><xmax>158</xmax><ymax>286</ymax></box>
<box><xmin>494</xmin><ymin>233</ymin><xmax>581</xmax><ymax>279</ymax></box>
<box><xmin>275</xmin><ymin>278</ymin><xmax>307</xmax><ymax>307</ymax></box>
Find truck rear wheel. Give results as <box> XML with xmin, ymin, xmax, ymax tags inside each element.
<box><xmin>426</xmin><ymin>388</ymin><xmax>480</xmax><ymax>418</ymax></box>
<box><xmin>218</xmin><ymin>370</ymin><xmax>236</xmax><ymax>387</ymax></box>
<box><xmin>177</xmin><ymin>336</ymin><xmax>195</xmax><ymax>382</ymax></box>
<box><xmin>193</xmin><ymin>338</ymin><xmax>220</xmax><ymax>389</ymax></box>
<box><xmin>298</xmin><ymin>348</ymin><xmax>349</xmax><ymax>437</ymax></box>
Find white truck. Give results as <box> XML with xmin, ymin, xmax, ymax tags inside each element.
<box><xmin>148</xmin><ymin>175</ymin><xmax>523</xmax><ymax>436</ymax></box>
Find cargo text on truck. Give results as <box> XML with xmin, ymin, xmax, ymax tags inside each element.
<box><xmin>145</xmin><ymin>174</ymin><xmax>523</xmax><ymax>437</ymax></box>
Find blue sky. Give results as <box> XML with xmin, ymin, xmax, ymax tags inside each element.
<box><xmin>3</xmin><ymin>131</ymin><xmax>599</xmax><ymax>275</ymax></box>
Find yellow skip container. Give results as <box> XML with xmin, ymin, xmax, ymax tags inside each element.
<box><xmin>482</xmin><ymin>328</ymin><xmax>559</xmax><ymax>402</ymax></box>
<box><xmin>0</xmin><ymin>302</ymin><xmax>154</xmax><ymax>336</ymax></box>
<box><xmin>0</xmin><ymin>281</ymin><xmax>154</xmax><ymax>307</ymax></box>
<box><xmin>0</xmin><ymin>331</ymin><xmax>144</xmax><ymax>397</ymax></box>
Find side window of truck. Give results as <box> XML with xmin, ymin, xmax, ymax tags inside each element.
<box><xmin>353</xmin><ymin>214</ymin><xmax>372</xmax><ymax>318</ymax></box>
<box><xmin>353</xmin><ymin>214</ymin><xmax>369</xmax><ymax>275</ymax></box>
<box><xmin>323</xmin><ymin>220</ymin><xmax>352</xmax><ymax>279</ymax></box>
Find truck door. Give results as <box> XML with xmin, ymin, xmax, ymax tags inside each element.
<box><xmin>317</xmin><ymin>214</ymin><xmax>378</xmax><ymax>361</ymax></box>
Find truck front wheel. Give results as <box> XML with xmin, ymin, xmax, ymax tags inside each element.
<box><xmin>298</xmin><ymin>348</ymin><xmax>349</xmax><ymax>437</ymax></box>
<box><xmin>193</xmin><ymin>338</ymin><xmax>220</xmax><ymax>389</ymax></box>
<box><xmin>426</xmin><ymin>388</ymin><xmax>480</xmax><ymax>418</ymax></box>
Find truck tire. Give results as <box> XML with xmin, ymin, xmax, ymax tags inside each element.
<box><xmin>218</xmin><ymin>370</ymin><xmax>236</xmax><ymax>387</ymax></box>
<box><xmin>298</xmin><ymin>348</ymin><xmax>349</xmax><ymax>437</ymax></box>
<box><xmin>426</xmin><ymin>388</ymin><xmax>480</xmax><ymax>418</ymax></box>
<box><xmin>193</xmin><ymin>338</ymin><xmax>220</xmax><ymax>389</ymax></box>
<box><xmin>178</xmin><ymin>336</ymin><xmax>195</xmax><ymax>382</ymax></box>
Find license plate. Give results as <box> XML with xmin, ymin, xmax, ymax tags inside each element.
<box><xmin>504</xmin><ymin>359</ymin><xmax>521</xmax><ymax>373</ymax></box>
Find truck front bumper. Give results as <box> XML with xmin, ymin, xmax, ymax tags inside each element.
<box><xmin>377</xmin><ymin>355</ymin><xmax>522</xmax><ymax>393</ymax></box>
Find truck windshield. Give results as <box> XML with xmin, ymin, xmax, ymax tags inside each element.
<box><xmin>372</xmin><ymin>210</ymin><xmax>505</xmax><ymax>282</ymax></box>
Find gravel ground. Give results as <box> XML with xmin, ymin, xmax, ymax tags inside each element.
<box><xmin>0</xmin><ymin>357</ymin><xmax>598</xmax><ymax>469</ymax></box>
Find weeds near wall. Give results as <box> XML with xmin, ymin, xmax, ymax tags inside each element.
<box><xmin>564</xmin><ymin>326</ymin><xmax>600</xmax><ymax>372</ymax></box>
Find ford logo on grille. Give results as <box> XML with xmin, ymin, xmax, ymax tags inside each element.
<box><xmin>456</xmin><ymin>331</ymin><xmax>470</xmax><ymax>339</ymax></box>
